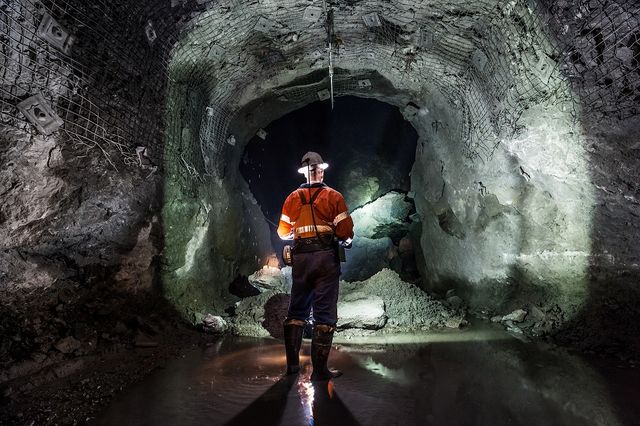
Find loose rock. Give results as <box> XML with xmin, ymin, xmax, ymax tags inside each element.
<box><xmin>202</xmin><ymin>314</ymin><xmax>228</xmax><ymax>334</ymax></box>
<box><xmin>337</xmin><ymin>292</ymin><xmax>386</xmax><ymax>329</ymax></box>
<box><xmin>502</xmin><ymin>309</ymin><xmax>527</xmax><ymax>323</ymax></box>
<box><xmin>54</xmin><ymin>336</ymin><xmax>81</xmax><ymax>354</ymax></box>
<box><xmin>248</xmin><ymin>266</ymin><xmax>289</xmax><ymax>293</ymax></box>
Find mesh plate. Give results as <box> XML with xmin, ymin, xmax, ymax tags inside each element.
<box><xmin>1</xmin><ymin>0</ymin><xmax>638</xmax><ymax>181</ymax></box>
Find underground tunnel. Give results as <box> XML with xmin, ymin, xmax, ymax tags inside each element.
<box><xmin>1</xmin><ymin>0</ymin><xmax>640</xmax><ymax>424</ymax></box>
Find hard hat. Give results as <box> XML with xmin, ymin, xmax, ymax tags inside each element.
<box><xmin>297</xmin><ymin>151</ymin><xmax>329</xmax><ymax>174</ymax></box>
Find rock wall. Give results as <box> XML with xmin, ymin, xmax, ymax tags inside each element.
<box><xmin>1</xmin><ymin>0</ymin><xmax>639</xmax><ymax>349</ymax></box>
<box><xmin>0</xmin><ymin>0</ymin><xmax>168</xmax><ymax>291</ymax></box>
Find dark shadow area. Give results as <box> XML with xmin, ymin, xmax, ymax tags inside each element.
<box><xmin>224</xmin><ymin>375</ymin><xmax>298</xmax><ymax>426</ymax></box>
<box><xmin>229</xmin><ymin>275</ymin><xmax>261</xmax><ymax>298</ymax></box>
<box><xmin>262</xmin><ymin>293</ymin><xmax>290</xmax><ymax>339</ymax></box>
<box><xmin>551</xmin><ymin>117</ymin><xmax>640</xmax><ymax>358</ymax></box>
<box><xmin>0</xmin><ymin>277</ymin><xmax>205</xmax><ymax>425</ymax></box>
<box><xmin>311</xmin><ymin>381</ymin><xmax>361</xmax><ymax>426</ymax></box>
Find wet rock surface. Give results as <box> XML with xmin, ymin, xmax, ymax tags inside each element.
<box><xmin>0</xmin><ymin>280</ymin><xmax>216</xmax><ymax>425</ymax></box>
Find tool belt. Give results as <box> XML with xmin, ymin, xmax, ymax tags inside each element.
<box><xmin>292</xmin><ymin>236</ymin><xmax>334</xmax><ymax>254</ymax></box>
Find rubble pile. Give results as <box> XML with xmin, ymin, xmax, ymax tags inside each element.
<box><xmin>230</xmin><ymin>268</ymin><xmax>466</xmax><ymax>337</ymax></box>
<box><xmin>339</xmin><ymin>269</ymin><xmax>466</xmax><ymax>331</ymax></box>
<box><xmin>0</xmin><ymin>281</ymin><xmax>212</xmax><ymax>425</ymax></box>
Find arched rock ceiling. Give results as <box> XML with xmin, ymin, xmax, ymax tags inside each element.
<box><xmin>167</xmin><ymin>0</ymin><xmax>564</xmax><ymax>164</ymax></box>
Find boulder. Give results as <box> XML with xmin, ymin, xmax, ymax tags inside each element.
<box><xmin>232</xmin><ymin>291</ymin><xmax>280</xmax><ymax>337</ymax></box>
<box><xmin>529</xmin><ymin>305</ymin><xmax>546</xmax><ymax>322</ymax></box>
<box><xmin>248</xmin><ymin>266</ymin><xmax>289</xmax><ymax>293</ymax></box>
<box><xmin>502</xmin><ymin>309</ymin><xmax>528</xmax><ymax>323</ymax></box>
<box><xmin>445</xmin><ymin>316</ymin><xmax>466</xmax><ymax>329</ymax></box>
<box><xmin>202</xmin><ymin>314</ymin><xmax>228</xmax><ymax>334</ymax></box>
<box><xmin>351</xmin><ymin>191</ymin><xmax>412</xmax><ymax>240</ymax></box>
<box><xmin>337</xmin><ymin>292</ymin><xmax>386</xmax><ymax>329</ymax></box>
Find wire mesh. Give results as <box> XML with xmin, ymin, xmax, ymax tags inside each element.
<box><xmin>1</xmin><ymin>0</ymin><xmax>638</xmax><ymax>184</ymax></box>
<box><xmin>0</xmin><ymin>0</ymin><xmax>169</xmax><ymax>169</ymax></box>
<box><xmin>540</xmin><ymin>0</ymin><xmax>640</xmax><ymax>120</ymax></box>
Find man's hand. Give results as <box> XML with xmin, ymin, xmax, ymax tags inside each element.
<box><xmin>338</xmin><ymin>238</ymin><xmax>352</xmax><ymax>249</ymax></box>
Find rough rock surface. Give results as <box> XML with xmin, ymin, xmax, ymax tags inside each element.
<box><xmin>248</xmin><ymin>266</ymin><xmax>290</xmax><ymax>293</ymax></box>
<box><xmin>232</xmin><ymin>290</ymin><xmax>283</xmax><ymax>337</ymax></box>
<box><xmin>340</xmin><ymin>269</ymin><xmax>464</xmax><ymax>330</ymax></box>
<box><xmin>341</xmin><ymin>236</ymin><xmax>397</xmax><ymax>282</ymax></box>
<box><xmin>337</xmin><ymin>292</ymin><xmax>387</xmax><ymax>330</ymax></box>
<box><xmin>351</xmin><ymin>192</ymin><xmax>413</xmax><ymax>240</ymax></box>
<box><xmin>0</xmin><ymin>5</ymin><xmax>638</xmax><ymax>419</ymax></box>
<box><xmin>201</xmin><ymin>314</ymin><xmax>228</xmax><ymax>334</ymax></box>
<box><xmin>502</xmin><ymin>309</ymin><xmax>528</xmax><ymax>323</ymax></box>
<box><xmin>338</xmin><ymin>191</ymin><xmax>417</xmax><ymax>281</ymax></box>
<box><xmin>231</xmin><ymin>268</ymin><xmax>463</xmax><ymax>336</ymax></box>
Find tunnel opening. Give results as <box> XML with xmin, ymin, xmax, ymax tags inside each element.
<box><xmin>238</xmin><ymin>95</ymin><xmax>421</xmax><ymax>284</ymax></box>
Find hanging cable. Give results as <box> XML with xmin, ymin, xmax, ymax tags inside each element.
<box><xmin>324</xmin><ymin>2</ymin><xmax>335</xmax><ymax>109</ymax></box>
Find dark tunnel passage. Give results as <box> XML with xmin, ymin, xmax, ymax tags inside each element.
<box><xmin>1</xmin><ymin>0</ymin><xmax>640</xmax><ymax>424</ymax></box>
<box><xmin>240</xmin><ymin>96</ymin><xmax>418</xmax><ymax>225</ymax></box>
<box><xmin>239</xmin><ymin>95</ymin><xmax>420</xmax><ymax>282</ymax></box>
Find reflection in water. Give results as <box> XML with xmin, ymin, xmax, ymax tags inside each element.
<box><xmin>297</xmin><ymin>367</ymin><xmax>315</xmax><ymax>425</ymax></box>
<box><xmin>296</xmin><ymin>365</ymin><xmax>360</xmax><ymax>426</ymax></box>
<box><xmin>361</xmin><ymin>356</ymin><xmax>410</xmax><ymax>384</ymax></box>
<box><xmin>93</xmin><ymin>326</ymin><xmax>640</xmax><ymax>426</ymax></box>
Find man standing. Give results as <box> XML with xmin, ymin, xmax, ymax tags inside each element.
<box><xmin>277</xmin><ymin>152</ymin><xmax>354</xmax><ymax>381</ymax></box>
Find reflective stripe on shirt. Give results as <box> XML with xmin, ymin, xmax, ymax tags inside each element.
<box><xmin>333</xmin><ymin>211</ymin><xmax>350</xmax><ymax>226</ymax></box>
<box><xmin>294</xmin><ymin>225</ymin><xmax>333</xmax><ymax>235</ymax></box>
<box><xmin>280</xmin><ymin>214</ymin><xmax>292</xmax><ymax>224</ymax></box>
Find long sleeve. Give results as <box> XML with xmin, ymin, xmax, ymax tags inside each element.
<box><xmin>277</xmin><ymin>192</ymin><xmax>298</xmax><ymax>239</ymax></box>
<box><xmin>332</xmin><ymin>193</ymin><xmax>354</xmax><ymax>241</ymax></box>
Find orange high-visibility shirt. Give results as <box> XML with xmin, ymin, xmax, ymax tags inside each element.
<box><xmin>277</xmin><ymin>183</ymin><xmax>354</xmax><ymax>241</ymax></box>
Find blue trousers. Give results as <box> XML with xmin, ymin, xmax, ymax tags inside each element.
<box><xmin>287</xmin><ymin>249</ymin><xmax>340</xmax><ymax>326</ymax></box>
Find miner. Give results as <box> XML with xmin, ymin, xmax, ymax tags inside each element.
<box><xmin>277</xmin><ymin>151</ymin><xmax>354</xmax><ymax>381</ymax></box>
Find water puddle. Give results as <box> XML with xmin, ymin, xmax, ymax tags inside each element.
<box><xmin>92</xmin><ymin>324</ymin><xmax>639</xmax><ymax>425</ymax></box>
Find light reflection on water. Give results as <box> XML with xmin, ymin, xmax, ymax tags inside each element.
<box><xmin>297</xmin><ymin>367</ymin><xmax>315</xmax><ymax>425</ymax></box>
<box><xmin>93</xmin><ymin>324</ymin><xmax>640</xmax><ymax>426</ymax></box>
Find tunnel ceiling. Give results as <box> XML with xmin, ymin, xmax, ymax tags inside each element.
<box><xmin>170</xmin><ymin>0</ymin><xmax>553</xmax><ymax>172</ymax></box>
<box><xmin>164</xmin><ymin>0</ymin><xmax>639</xmax><ymax>178</ymax></box>
<box><xmin>1</xmin><ymin>0</ymin><xmax>638</xmax><ymax>174</ymax></box>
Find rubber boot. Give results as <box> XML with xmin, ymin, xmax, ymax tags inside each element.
<box><xmin>284</xmin><ymin>320</ymin><xmax>304</xmax><ymax>375</ymax></box>
<box><xmin>310</xmin><ymin>324</ymin><xmax>342</xmax><ymax>381</ymax></box>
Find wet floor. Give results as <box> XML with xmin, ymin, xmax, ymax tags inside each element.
<box><xmin>93</xmin><ymin>324</ymin><xmax>640</xmax><ymax>426</ymax></box>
